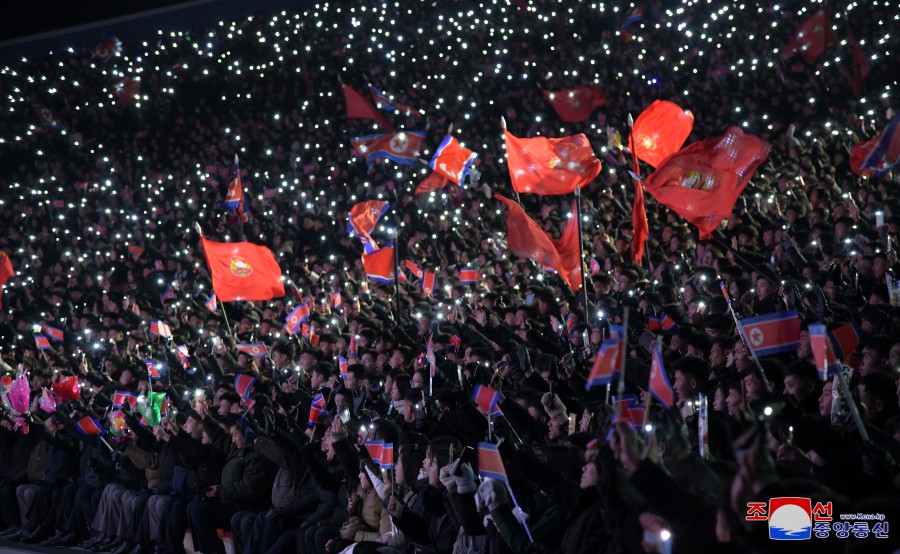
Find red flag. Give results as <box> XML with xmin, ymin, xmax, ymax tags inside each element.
<box><xmin>477</xmin><ymin>442</ymin><xmax>508</xmax><ymax>481</ymax></box>
<box><xmin>429</xmin><ymin>136</ymin><xmax>478</xmax><ymax>186</ymax></box>
<box><xmin>641</xmin><ymin>127</ymin><xmax>770</xmax><ymax>239</ymax></box>
<box><xmin>234</xmin><ymin>374</ymin><xmax>257</xmax><ymax>398</ymax></box>
<box><xmin>850</xmin><ymin>136</ymin><xmax>880</xmax><ymax>176</ymax></box>
<box><xmin>414</xmin><ymin>171</ymin><xmax>450</xmax><ymax>194</ymax></box>
<box><xmin>75</xmin><ymin>416</ymin><xmax>106</xmax><ymax>436</ymax></box>
<box><xmin>111</xmin><ymin>77</ymin><xmax>141</xmax><ymax>106</ymax></box>
<box><xmin>0</xmin><ymin>250</ymin><xmax>13</xmax><ymax>308</ymax></box>
<box><xmin>361</xmin><ymin>244</ymin><xmax>396</xmax><ymax>284</ymax></box>
<box><xmin>341</xmin><ymin>84</ymin><xmax>395</xmax><ymax>132</ymax></box>
<box><xmin>739</xmin><ymin>310</ymin><xmax>802</xmax><ymax>357</ymax></box>
<box><xmin>786</xmin><ymin>10</ymin><xmax>837</xmax><ymax>65</ymax></box>
<box><xmin>848</xmin><ymin>28</ymin><xmax>871</xmax><ymax>97</ymax></box>
<box><xmin>201</xmin><ymin>237</ymin><xmax>285</xmax><ymax>302</ymax></box>
<box><xmin>541</xmin><ymin>86</ymin><xmax>608</xmax><ymax>123</ymax></box>
<box><xmin>347</xmin><ymin>200</ymin><xmax>389</xmax><ymax>242</ymax></box>
<box><xmin>495</xmin><ymin>195</ymin><xmax>583</xmax><ymax>291</ymax></box>
<box><xmin>631</xmin><ymin>178</ymin><xmax>649</xmax><ymax>264</ymax></box>
<box><xmin>503</xmin><ymin>130</ymin><xmax>601</xmax><ymax>195</ymax></box>
<box><xmin>631</xmin><ymin>100</ymin><xmax>695</xmax><ymax>168</ymax></box>
<box><xmin>648</xmin><ymin>341</ymin><xmax>675</xmax><ymax>408</ymax></box>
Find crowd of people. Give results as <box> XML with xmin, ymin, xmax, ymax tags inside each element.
<box><xmin>0</xmin><ymin>0</ymin><xmax>899</xmax><ymax>553</ymax></box>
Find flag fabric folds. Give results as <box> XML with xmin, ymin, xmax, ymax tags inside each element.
<box><xmin>236</xmin><ymin>343</ymin><xmax>269</xmax><ymax>358</ymax></box>
<box><xmin>472</xmin><ymin>384</ymin><xmax>501</xmax><ymax>415</ymax></box>
<box><xmin>0</xmin><ymin>250</ymin><xmax>12</xmax><ymax>308</ymax></box>
<box><xmin>738</xmin><ymin>310</ymin><xmax>801</xmax><ymax>357</ymax></box>
<box><xmin>429</xmin><ymin>135</ymin><xmax>478</xmax><ymax>186</ymax></box>
<box><xmin>381</xmin><ymin>443</ymin><xmax>395</xmax><ymax>470</ymax></box>
<box><xmin>641</xmin><ymin>127</ymin><xmax>770</xmax><ymax>239</ymax></box>
<box><xmin>308</xmin><ymin>393</ymin><xmax>326</xmax><ymax>426</ymax></box>
<box><xmin>362</xmin><ymin>243</ymin><xmax>396</xmax><ymax>284</ymax></box>
<box><xmin>541</xmin><ymin>86</ymin><xmax>608</xmax><ymax>123</ymax></box>
<box><xmin>341</xmin><ymin>84</ymin><xmax>395</xmax><ymax>131</ymax></box>
<box><xmin>648</xmin><ymin>341</ymin><xmax>675</xmax><ymax>408</ymax></box>
<box><xmin>201</xmin><ymin>237</ymin><xmax>285</xmax><ymax>302</ymax></box>
<box><xmin>826</xmin><ymin>322</ymin><xmax>863</xmax><ymax>361</ymax></box>
<box><xmin>631</xmin><ymin>100</ymin><xmax>695</xmax><ymax>168</ymax></box>
<box><xmin>859</xmin><ymin>115</ymin><xmax>900</xmax><ymax>175</ymax></box>
<box><xmin>41</xmin><ymin>325</ymin><xmax>64</xmax><ymax>342</ymax></box>
<box><xmin>368</xmin><ymin>85</ymin><xmax>422</xmax><ymax>117</ymax></box>
<box><xmin>809</xmin><ymin>323</ymin><xmax>843</xmax><ymax>381</ymax></box>
<box><xmin>222</xmin><ymin>171</ymin><xmax>246</xmax><ymax>218</ymax></box>
<box><xmin>284</xmin><ymin>303</ymin><xmax>311</xmax><ymax>333</ymax></box>
<box><xmin>786</xmin><ymin>9</ymin><xmax>838</xmax><ymax>65</ymax></box>
<box><xmin>205</xmin><ymin>293</ymin><xmax>218</xmax><ymax>313</ymax></box>
<box><xmin>75</xmin><ymin>416</ymin><xmax>107</xmax><ymax>436</ymax></box>
<box><xmin>347</xmin><ymin>200</ymin><xmax>389</xmax><ymax>253</ymax></box>
<box><xmin>113</xmin><ymin>390</ymin><xmax>138</xmax><ymax>409</ymax></box>
<box><xmin>477</xmin><ymin>442</ymin><xmax>508</xmax><ymax>481</ymax></box>
<box><xmin>586</xmin><ymin>333</ymin><xmax>623</xmax><ymax>390</ymax></box>
<box><xmin>149</xmin><ymin>320</ymin><xmax>172</xmax><ymax>339</ymax></box>
<box><xmin>495</xmin><ymin>195</ymin><xmax>583</xmax><ymax>292</ymax></box>
<box><xmin>234</xmin><ymin>373</ymin><xmax>257</xmax><ymax>398</ymax></box>
<box><xmin>34</xmin><ymin>335</ymin><xmax>51</xmax><ymax>350</ymax></box>
<box><xmin>503</xmin><ymin>130</ymin><xmax>601</xmax><ymax>195</ymax></box>
<box><xmin>351</xmin><ymin>132</ymin><xmax>425</xmax><ymax>167</ymax></box>
<box><xmin>364</xmin><ymin>441</ymin><xmax>384</xmax><ymax>464</ymax></box>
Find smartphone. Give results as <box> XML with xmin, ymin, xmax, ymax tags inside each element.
<box><xmin>525</xmin><ymin>293</ymin><xmax>534</xmax><ymax>306</ymax></box>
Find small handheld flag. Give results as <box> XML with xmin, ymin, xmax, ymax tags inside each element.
<box><xmin>459</xmin><ymin>267</ymin><xmax>478</xmax><ymax>285</ymax></box>
<box><xmin>41</xmin><ymin>325</ymin><xmax>64</xmax><ymax>342</ymax></box>
<box><xmin>648</xmin><ymin>341</ymin><xmax>675</xmax><ymax>408</ymax></box>
<box><xmin>205</xmin><ymin>293</ymin><xmax>218</xmax><ymax>313</ymax></box>
<box><xmin>380</xmin><ymin>442</ymin><xmax>394</xmax><ymax>470</ymax></box>
<box><xmin>738</xmin><ymin>310</ymin><xmax>801</xmax><ymax>357</ymax></box>
<box><xmin>113</xmin><ymin>390</ymin><xmax>138</xmax><ymax>409</ymax></box>
<box><xmin>75</xmin><ymin>416</ymin><xmax>107</xmax><ymax>436</ymax></box>
<box><xmin>149</xmin><ymin>320</ymin><xmax>172</xmax><ymax>339</ymax></box>
<box><xmin>234</xmin><ymin>373</ymin><xmax>257</xmax><ymax>398</ymax></box>
<box><xmin>472</xmin><ymin>384</ymin><xmax>501</xmax><ymax>415</ymax></box>
<box><xmin>364</xmin><ymin>440</ymin><xmax>384</xmax><ymax>464</ymax></box>
<box><xmin>34</xmin><ymin>335</ymin><xmax>52</xmax><ymax>350</ymax></box>
<box><xmin>338</xmin><ymin>356</ymin><xmax>349</xmax><ymax>378</ymax></box>
<box><xmin>236</xmin><ymin>342</ymin><xmax>269</xmax><ymax>358</ymax></box>
<box><xmin>477</xmin><ymin>442</ymin><xmax>507</xmax><ymax>481</ymax></box>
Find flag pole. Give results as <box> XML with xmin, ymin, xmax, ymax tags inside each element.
<box><xmin>235</xmin><ymin>154</ymin><xmax>245</xmax><ymax>242</ymax></box>
<box><xmin>615</xmin><ymin>307</ymin><xmax>630</xmax><ymax>414</ymax></box>
<box><xmin>719</xmin><ymin>281</ymin><xmax>771</xmax><ymax>392</ymax></box>
<box><xmin>573</xmin><ymin>184</ymin><xmax>590</xmax><ymax>320</ymax></box>
<box><xmin>392</xmin><ymin>221</ymin><xmax>402</xmax><ymax>323</ymax></box>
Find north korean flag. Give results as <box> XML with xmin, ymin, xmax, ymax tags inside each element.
<box><xmin>236</xmin><ymin>342</ymin><xmax>269</xmax><ymax>358</ymax></box>
<box><xmin>459</xmin><ymin>267</ymin><xmax>478</xmax><ymax>284</ymax></box>
<box><xmin>739</xmin><ymin>310</ymin><xmax>801</xmax><ymax>357</ymax></box>
<box><xmin>477</xmin><ymin>442</ymin><xmax>508</xmax><ymax>481</ymax></box>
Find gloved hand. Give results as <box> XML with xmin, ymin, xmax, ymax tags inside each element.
<box><xmin>477</xmin><ymin>478</ymin><xmax>510</xmax><ymax>512</ymax></box>
<box><xmin>453</xmin><ymin>463</ymin><xmax>477</xmax><ymax>494</ymax></box>
<box><xmin>439</xmin><ymin>466</ymin><xmax>457</xmax><ymax>492</ymax></box>
<box><xmin>541</xmin><ymin>392</ymin><xmax>569</xmax><ymax>425</ymax></box>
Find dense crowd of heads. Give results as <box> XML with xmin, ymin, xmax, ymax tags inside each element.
<box><xmin>0</xmin><ymin>0</ymin><xmax>899</xmax><ymax>553</ymax></box>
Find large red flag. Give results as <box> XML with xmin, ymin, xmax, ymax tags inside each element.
<box><xmin>786</xmin><ymin>10</ymin><xmax>837</xmax><ymax>65</ymax></box>
<box><xmin>201</xmin><ymin>237</ymin><xmax>285</xmax><ymax>302</ymax></box>
<box><xmin>848</xmin><ymin>28</ymin><xmax>871</xmax><ymax>98</ymax></box>
<box><xmin>495</xmin><ymin>195</ymin><xmax>582</xmax><ymax>291</ymax></box>
<box><xmin>642</xmin><ymin>127</ymin><xmax>770</xmax><ymax>239</ymax></box>
<box><xmin>341</xmin><ymin>84</ymin><xmax>395</xmax><ymax>132</ymax></box>
<box><xmin>503</xmin><ymin>130</ymin><xmax>601</xmax><ymax>195</ymax></box>
<box><xmin>631</xmin><ymin>100</ymin><xmax>694</xmax><ymax>168</ymax></box>
<box><xmin>414</xmin><ymin>171</ymin><xmax>450</xmax><ymax>194</ymax></box>
<box><xmin>541</xmin><ymin>86</ymin><xmax>607</xmax><ymax>123</ymax></box>
<box><xmin>361</xmin><ymin>244</ymin><xmax>396</xmax><ymax>284</ymax></box>
<box><xmin>850</xmin><ymin>136</ymin><xmax>880</xmax><ymax>177</ymax></box>
<box><xmin>0</xmin><ymin>250</ymin><xmax>13</xmax><ymax>308</ymax></box>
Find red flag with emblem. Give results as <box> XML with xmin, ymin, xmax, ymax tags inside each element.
<box><xmin>341</xmin><ymin>84</ymin><xmax>395</xmax><ymax>132</ymax></box>
<box><xmin>503</xmin><ymin>131</ymin><xmax>601</xmax><ymax>195</ymax></box>
<box><xmin>429</xmin><ymin>136</ymin><xmax>478</xmax><ymax>186</ymax></box>
<box><xmin>786</xmin><ymin>9</ymin><xmax>837</xmax><ymax>65</ymax></box>
<box><xmin>495</xmin><ymin>195</ymin><xmax>582</xmax><ymax>291</ymax></box>
<box><xmin>541</xmin><ymin>86</ymin><xmax>608</xmax><ymax>123</ymax></box>
<box><xmin>641</xmin><ymin>127</ymin><xmax>770</xmax><ymax>239</ymax></box>
<box><xmin>201</xmin><ymin>237</ymin><xmax>285</xmax><ymax>302</ymax></box>
<box><xmin>414</xmin><ymin>171</ymin><xmax>450</xmax><ymax>194</ymax></box>
<box><xmin>631</xmin><ymin>100</ymin><xmax>695</xmax><ymax>168</ymax></box>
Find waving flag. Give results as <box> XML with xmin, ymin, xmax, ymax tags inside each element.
<box><xmin>541</xmin><ymin>86</ymin><xmax>608</xmax><ymax>123</ymax></box>
<box><xmin>348</xmin><ymin>200</ymin><xmax>389</xmax><ymax>249</ymax></box>
<box><xmin>612</xmin><ymin>394</ymin><xmax>647</xmax><ymax>428</ymax></box>
<box><xmin>477</xmin><ymin>442</ymin><xmax>508</xmax><ymax>481</ymax></box>
<box><xmin>403</xmin><ymin>260</ymin><xmax>424</xmax><ymax>281</ymax></box>
<box><xmin>308</xmin><ymin>393</ymin><xmax>325</xmax><ymax>426</ymax></box>
<box><xmin>459</xmin><ymin>267</ymin><xmax>478</xmax><ymax>284</ymax></box>
<box><xmin>146</xmin><ymin>360</ymin><xmax>162</xmax><ymax>380</ymax></box>
<box><xmin>234</xmin><ymin>373</ymin><xmax>257</xmax><ymax>398</ymax></box>
<box><xmin>205</xmin><ymin>293</ymin><xmax>218</xmax><ymax>313</ymax></box>
<box><xmin>495</xmin><ymin>195</ymin><xmax>582</xmax><ymax>291</ymax></box>
<box><xmin>622</xmin><ymin>4</ymin><xmax>644</xmax><ymax>28</ymax></box>
<box><xmin>414</xmin><ymin>170</ymin><xmax>450</xmax><ymax>194</ymax></box>
<box><xmin>586</xmin><ymin>334</ymin><xmax>623</xmax><ymax>390</ymax></box>
<box><xmin>362</xmin><ymin>243</ymin><xmax>396</xmax><ymax>284</ymax></box>
<box><xmin>422</xmin><ymin>270</ymin><xmax>436</xmax><ymax>297</ymax></box>
<box><xmin>111</xmin><ymin>76</ymin><xmax>141</xmax><ymax>106</ymax></box>
<box><xmin>349</xmin><ymin>335</ymin><xmax>359</xmax><ymax>358</ymax></box>
<box><xmin>0</xmin><ymin>250</ymin><xmax>13</xmax><ymax>307</ymax></box>
<box><xmin>34</xmin><ymin>335</ymin><xmax>51</xmax><ymax>350</ymax></box>
<box><xmin>631</xmin><ymin>100</ymin><xmax>695</xmax><ymax>168</ymax></box>
<box><xmin>236</xmin><ymin>342</ymin><xmax>269</xmax><ymax>358</ymax></box>
<box><xmin>329</xmin><ymin>291</ymin><xmax>343</xmax><ymax>309</ymax></box>
<box><xmin>351</xmin><ymin>131</ymin><xmax>425</xmax><ymax>167</ymax></box>
<box><xmin>827</xmin><ymin>322</ymin><xmax>863</xmax><ymax>361</ymax></box>
<box><xmin>91</xmin><ymin>37</ymin><xmax>121</xmax><ymax>63</ymax></box>
<box><xmin>364</xmin><ymin>440</ymin><xmax>384</xmax><ymax>464</ymax></box>
<box><xmin>786</xmin><ymin>9</ymin><xmax>837</xmax><ymax>65</ymax></box>
<box><xmin>113</xmin><ymin>390</ymin><xmax>138</xmax><ymax>409</ymax></box>
<box><xmin>641</xmin><ymin>127</ymin><xmax>770</xmax><ymax>239</ymax></box>
<box><xmin>472</xmin><ymin>384</ymin><xmax>501</xmax><ymax>415</ymax></box>
<box><xmin>41</xmin><ymin>325</ymin><xmax>64</xmax><ymax>342</ymax></box>
<box><xmin>429</xmin><ymin>135</ymin><xmax>478</xmax><ymax>186</ymax></box>
<box><xmin>810</xmin><ymin>323</ymin><xmax>843</xmax><ymax>381</ymax></box>
<box><xmin>284</xmin><ymin>303</ymin><xmax>311</xmax><ymax>334</ymax></box>
<box><xmin>738</xmin><ymin>310</ymin><xmax>801</xmax><ymax>357</ymax></box>
<box><xmin>149</xmin><ymin>320</ymin><xmax>172</xmax><ymax>339</ymax></box>
<box><xmin>381</xmin><ymin>443</ymin><xmax>395</xmax><ymax>471</ymax></box>
<box><xmin>301</xmin><ymin>324</ymin><xmax>320</xmax><ymax>346</ymax></box>
<box><xmin>648</xmin><ymin>341</ymin><xmax>675</xmax><ymax>408</ymax></box>
<box><xmin>859</xmin><ymin>115</ymin><xmax>900</xmax><ymax>175</ymax></box>
<box><xmin>590</xmin><ymin>258</ymin><xmax>601</xmax><ymax>276</ymax></box>
<box><xmin>503</xmin><ymin>130</ymin><xmax>601</xmax><ymax>195</ymax></box>
<box><xmin>338</xmin><ymin>356</ymin><xmax>349</xmax><ymax>378</ymax></box>
<box><xmin>342</xmin><ymin>84</ymin><xmax>395</xmax><ymax>131</ymax></box>
<box><xmin>368</xmin><ymin>85</ymin><xmax>423</xmax><ymax>117</ymax></box>
<box><xmin>222</xmin><ymin>170</ymin><xmax>246</xmax><ymax>218</ymax></box>
<box><xmin>160</xmin><ymin>285</ymin><xmax>177</xmax><ymax>305</ymax></box>
<box><xmin>75</xmin><ymin>416</ymin><xmax>107</xmax><ymax>436</ymax></box>
<box><xmin>175</xmin><ymin>345</ymin><xmax>192</xmax><ymax>370</ymax></box>
<box><xmin>848</xmin><ymin>27</ymin><xmax>871</xmax><ymax>97</ymax></box>
<box><xmin>201</xmin><ymin>237</ymin><xmax>285</xmax><ymax>302</ymax></box>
